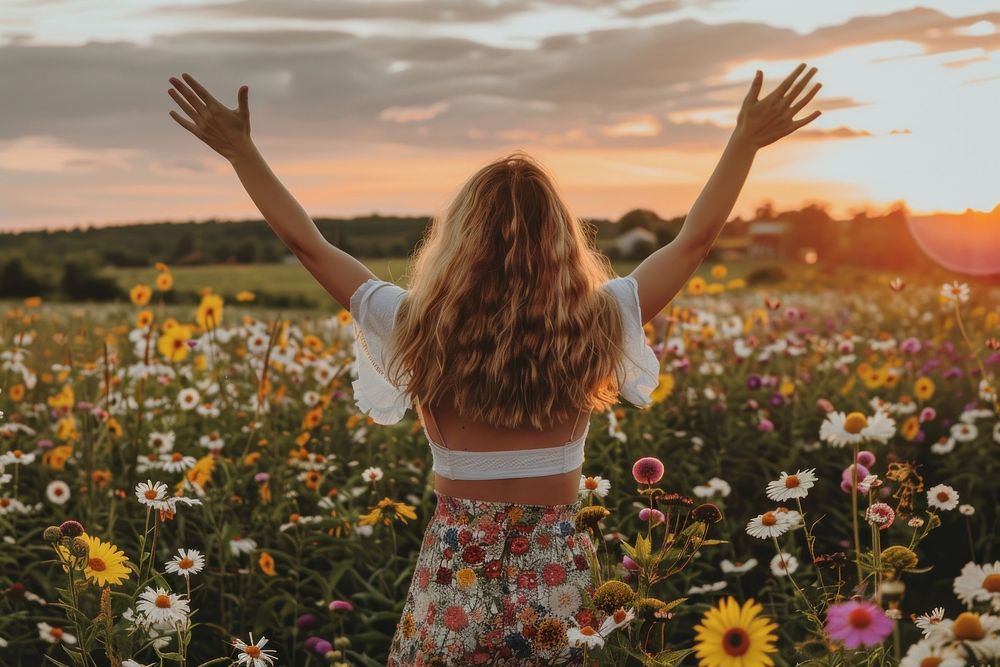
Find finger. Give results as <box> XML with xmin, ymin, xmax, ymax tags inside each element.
<box><xmin>782</xmin><ymin>66</ymin><xmax>817</xmax><ymax>107</ymax></box>
<box><xmin>167</xmin><ymin>88</ymin><xmax>201</xmax><ymax>123</ymax></box>
<box><xmin>237</xmin><ymin>85</ymin><xmax>249</xmax><ymax>121</ymax></box>
<box><xmin>181</xmin><ymin>72</ymin><xmax>224</xmax><ymax>109</ymax></box>
<box><xmin>168</xmin><ymin>110</ymin><xmax>203</xmax><ymax>138</ymax></box>
<box><xmin>771</xmin><ymin>62</ymin><xmax>808</xmax><ymax>100</ymax></box>
<box><xmin>790</xmin><ymin>109</ymin><xmax>822</xmax><ymax>131</ymax></box>
<box><xmin>744</xmin><ymin>70</ymin><xmax>763</xmax><ymax>104</ymax></box>
<box><xmin>788</xmin><ymin>82</ymin><xmax>822</xmax><ymax>116</ymax></box>
<box><xmin>169</xmin><ymin>76</ymin><xmax>208</xmax><ymax>115</ymax></box>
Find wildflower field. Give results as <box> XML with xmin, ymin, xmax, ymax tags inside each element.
<box><xmin>1</xmin><ymin>261</ymin><xmax>998</xmax><ymax>666</ymax></box>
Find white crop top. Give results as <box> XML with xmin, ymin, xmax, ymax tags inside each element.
<box><xmin>348</xmin><ymin>274</ymin><xmax>660</xmax><ymax>481</ymax></box>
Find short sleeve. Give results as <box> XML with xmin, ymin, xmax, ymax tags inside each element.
<box><xmin>349</xmin><ymin>278</ymin><xmax>412</xmax><ymax>425</ymax></box>
<box><xmin>602</xmin><ymin>275</ymin><xmax>662</xmax><ymax>408</ymax></box>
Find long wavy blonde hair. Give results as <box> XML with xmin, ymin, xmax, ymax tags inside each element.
<box><xmin>384</xmin><ymin>150</ymin><xmax>627</xmax><ymax>430</ymax></box>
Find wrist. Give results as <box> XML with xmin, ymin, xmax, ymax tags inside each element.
<box><xmin>728</xmin><ymin>129</ymin><xmax>760</xmax><ymax>155</ymax></box>
<box><xmin>228</xmin><ymin>139</ymin><xmax>259</xmax><ymax>167</ymax></box>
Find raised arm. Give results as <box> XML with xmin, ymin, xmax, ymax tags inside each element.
<box><xmin>629</xmin><ymin>62</ymin><xmax>823</xmax><ymax>324</ymax></box>
<box><xmin>166</xmin><ymin>72</ymin><xmax>375</xmax><ymax>309</ymax></box>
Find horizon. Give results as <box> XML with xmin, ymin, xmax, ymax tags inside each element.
<box><xmin>1</xmin><ymin>1</ymin><xmax>999</xmax><ymax>232</ymax></box>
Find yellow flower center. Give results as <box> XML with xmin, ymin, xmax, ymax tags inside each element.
<box><xmin>784</xmin><ymin>475</ymin><xmax>800</xmax><ymax>489</ymax></box>
<box><xmin>843</xmin><ymin>412</ymin><xmax>868</xmax><ymax>434</ymax></box>
<box><xmin>50</xmin><ymin>627</ymin><xmax>64</xmax><ymax>638</ymax></box>
<box><xmin>761</xmin><ymin>512</ymin><xmax>777</xmax><ymax>527</ymax></box>
<box><xmin>982</xmin><ymin>574</ymin><xmax>1000</xmax><ymax>593</ymax></box>
<box><xmin>585</xmin><ymin>477</ymin><xmax>599</xmax><ymax>490</ymax></box>
<box><xmin>179</xmin><ymin>558</ymin><xmax>194</xmax><ymax>569</ymax></box>
<box><xmin>145</xmin><ymin>489</ymin><xmax>158</xmax><ymax>500</ymax></box>
<box><xmin>172</xmin><ymin>452</ymin><xmax>183</xmax><ymax>462</ymax></box>
<box><xmin>920</xmin><ymin>658</ymin><xmax>943</xmax><ymax>667</ymax></box>
<box><xmin>155</xmin><ymin>594</ymin><xmax>172</xmax><ymax>608</ymax></box>
<box><xmin>245</xmin><ymin>646</ymin><xmax>261</xmax><ymax>658</ymax></box>
<box><xmin>721</xmin><ymin>627</ymin><xmax>750</xmax><ymax>656</ymax></box>
<box><xmin>581</xmin><ymin>626</ymin><xmax>597</xmax><ymax>636</ymax></box>
<box><xmin>952</xmin><ymin>612</ymin><xmax>985</xmax><ymax>641</ymax></box>
<box><xmin>13</xmin><ymin>450</ymin><xmax>23</xmax><ymax>458</ymax></box>
<box><xmin>613</xmin><ymin>609</ymin><xmax>627</xmax><ymax>622</ymax></box>
<box><xmin>936</xmin><ymin>491</ymin><xmax>950</xmax><ymax>502</ymax></box>
<box><xmin>88</xmin><ymin>557</ymin><xmax>107</xmax><ymax>572</ymax></box>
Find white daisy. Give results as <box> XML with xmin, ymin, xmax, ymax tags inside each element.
<box><xmin>914</xmin><ymin>607</ymin><xmax>946</xmax><ymax>637</ymax></box>
<box><xmin>746</xmin><ymin>511</ymin><xmax>792</xmax><ymax>539</ymax></box>
<box><xmin>694</xmin><ymin>477</ymin><xmax>731</xmax><ymax>498</ymax></box>
<box><xmin>177</xmin><ymin>387</ymin><xmax>200</xmax><ymax>411</ymax></box>
<box><xmin>567</xmin><ymin>624</ymin><xmax>605</xmax><ymax>649</ymax></box>
<box><xmin>233</xmin><ymin>633</ymin><xmax>277</xmax><ymax>666</ymax></box>
<box><xmin>900</xmin><ymin>638</ymin><xmax>964</xmax><ymax>667</ymax></box>
<box><xmin>720</xmin><ymin>558</ymin><xmax>758</xmax><ymax>574</ymax></box>
<box><xmin>135</xmin><ymin>480</ymin><xmax>171</xmax><ymax>510</ymax></box>
<box><xmin>361</xmin><ymin>466</ymin><xmax>383</xmax><ymax>483</ymax></box>
<box><xmin>598</xmin><ymin>607</ymin><xmax>636</xmax><ymax>635</ymax></box>
<box><xmin>148</xmin><ymin>430</ymin><xmax>175</xmax><ymax>453</ymax></box>
<box><xmin>819</xmin><ymin>410</ymin><xmax>896</xmax><ymax>447</ymax></box>
<box><xmin>765</xmin><ymin>468</ymin><xmax>817</xmax><ymax>502</ymax></box>
<box><xmin>159</xmin><ymin>452</ymin><xmax>197</xmax><ymax>474</ymax></box>
<box><xmin>164</xmin><ymin>548</ymin><xmax>206</xmax><ymax>578</ymax></box>
<box><xmin>927</xmin><ymin>484</ymin><xmax>960</xmax><ymax>511</ymax></box>
<box><xmin>136</xmin><ymin>587</ymin><xmax>189</xmax><ymax>626</ymax></box>
<box><xmin>960</xmin><ymin>504</ymin><xmax>976</xmax><ymax>516</ymax></box>
<box><xmin>951</xmin><ymin>422</ymin><xmax>978</xmax><ymax>442</ymax></box>
<box><xmin>45</xmin><ymin>480</ymin><xmax>71</xmax><ymax>505</ymax></box>
<box><xmin>688</xmin><ymin>580</ymin><xmax>727</xmax><ymax>595</ymax></box>
<box><xmin>770</xmin><ymin>553</ymin><xmax>799</xmax><ymax>577</ymax></box>
<box><xmin>927</xmin><ymin>613</ymin><xmax>1000</xmax><ymax>660</ymax></box>
<box><xmin>953</xmin><ymin>561</ymin><xmax>1000</xmax><ymax>611</ymax></box>
<box><xmin>229</xmin><ymin>536</ymin><xmax>258</xmax><ymax>556</ymax></box>
<box><xmin>579</xmin><ymin>475</ymin><xmax>611</xmax><ymax>499</ymax></box>
<box><xmin>122</xmin><ymin>660</ymin><xmax>154</xmax><ymax>667</ymax></box>
<box><xmin>940</xmin><ymin>281</ymin><xmax>970</xmax><ymax>303</ymax></box>
<box><xmin>198</xmin><ymin>432</ymin><xmax>225</xmax><ymax>451</ymax></box>
<box><xmin>37</xmin><ymin>622</ymin><xmax>76</xmax><ymax>644</ymax></box>
<box><xmin>993</xmin><ymin>422</ymin><xmax>1000</xmax><ymax>445</ymax></box>
<box><xmin>931</xmin><ymin>436</ymin><xmax>957</xmax><ymax>455</ymax></box>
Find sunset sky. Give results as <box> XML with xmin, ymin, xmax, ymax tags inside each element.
<box><xmin>1</xmin><ymin>0</ymin><xmax>999</xmax><ymax>232</ymax></box>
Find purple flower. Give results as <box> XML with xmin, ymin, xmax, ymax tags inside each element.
<box><xmin>36</xmin><ymin>439</ymin><xmax>54</xmax><ymax>450</ymax></box>
<box><xmin>254</xmin><ymin>472</ymin><xmax>270</xmax><ymax>483</ymax></box>
<box><xmin>303</xmin><ymin>636</ymin><xmax>322</xmax><ymax>652</ymax></box>
<box><xmin>313</xmin><ymin>639</ymin><xmax>333</xmax><ymax>655</ymax></box>
<box><xmin>900</xmin><ymin>337</ymin><xmax>921</xmax><ymax>354</ymax></box>
<box><xmin>186</xmin><ymin>339</ymin><xmax>198</xmax><ymax>349</ymax></box>
<box><xmin>943</xmin><ymin>366</ymin><xmax>963</xmax><ymax>380</ymax></box>
<box><xmin>770</xmin><ymin>392</ymin><xmax>785</xmax><ymax>408</ymax></box>
<box><xmin>59</xmin><ymin>520</ymin><xmax>85</xmax><ymax>537</ymax></box>
<box><xmin>919</xmin><ymin>407</ymin><xmax>935</xmax><ymax>423</ymax></box>
<box><xmin>632</xmin><ymin>457</ymin><xmax>665</xmax><ymax>485</ymax></box>
<box><xmin>744</xmin><ymin>399</ymin><xmax>759</xmax><ymax>411</ymax></box>
<box><xmin>826</xmin><ymin>599</ymin><xmax>893</xmax><ymax>648</ymax></box>
<box><xmin>329</xmin><ymin>599</ymin><xmax>354</xmax><ymax>612</ymax></box>
<box><xmin>746</xmin><ymin>375</ymin><xmax>762</xmax><ymax>390</ymax></box>
<box><xmin>856</xmin><ymin>451</ymin><xmax>876</xmax><ymax>468</ymax></box>
<box><xmin>622</xmin><ymin>555</ymin><xmax>639</xmax><ymax>571</ymax></box>
<box><xmin>841</xmin><ymin>464</ymin><xmax>870</xmax><ymax>494</ymax></box>
<box><xmin>296</xmin><ymin>613</ymin><xmax>320</xmax><ymax>631</ymax></box>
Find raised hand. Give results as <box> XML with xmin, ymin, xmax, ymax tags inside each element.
<box><xmin>167</xmin><ymin>73</ymin><xmax>253</xmax><ymax>163</ymax></box>
<box><xmin>734</xmin><ymin>63</ymin><xmax>822</xmax><ymax>150</ymax></box>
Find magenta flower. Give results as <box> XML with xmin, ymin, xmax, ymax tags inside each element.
<box><xmin>328</xmin><ymin>599</ymin><xmax>354</xmax><ymax>612</ymax></box>
<box><xmin>622</xmin><ymin>555</ymin><xmax>639</xmax><ymax>571</ymax></box>
<box><xmin>826</xmin><ymin>600</ymin><xmax>893</xmax><ymax>648</ymax></box>
<box><xmin>632</xmin><ymin>457</ymin><xmax>664</xmax><ymax>485</ymax></box>
<box><xmin>856</xmin><ymin>450</ymin><xmax>876</xmax><ymax>468</ymax></box>
<box><xmin>919</xmin><ymin>407</ymin><xmax>936</xmax><ymax>423</ymax></box>
<box><xmin>638</xmin><ymin>508</ymin><xmax>665</xmax><ymax>524</ymax></box>
<box><xmin>840</xmin><ymin>464</ymin><xmax>870</xmax><ymax>494</ymax></box>
<box><xmin>816</xmin><ymin>398</ymin><xmax>834</xmax><ymax>413</ymax></box>
<box><xmin>757</xmin><ymin>418</ymin><xmax>775</xmax><ymax>433</ymax></box>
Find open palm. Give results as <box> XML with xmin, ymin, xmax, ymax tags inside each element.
<box><xmin>167</xmin><ymin>73</ymin><xmax>253</xmax><ymax>163</ymax></box>
<box><xmin>735</xmin><ymin>63</ymin><xmax>823</xmax><ymax>149</ymax></box>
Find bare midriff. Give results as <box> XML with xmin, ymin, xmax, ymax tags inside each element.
<box><xmin>421</xmin><ymin>401</ymin><xmax>590</xmax><ymax>506</ymax></box>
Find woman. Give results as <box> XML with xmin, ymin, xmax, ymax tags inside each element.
<box><xmin>167</xmin><ymin>62</ymin><xmax>822</xmax><ymax>664</ymax></box>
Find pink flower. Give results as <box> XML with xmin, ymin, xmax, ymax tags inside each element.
<box><xmin>632</xmin><ymin>457</ymin><xmax>664</xmax><ymax>485</ymax></box>
<box><xmin>865</xmin><ymin>503</ymin><xmax>895</xmax><ymax>530</ymax></box>
<box><xmin>757</xmin><ymin>418</ymin><xmax>775</xmax><ymax>433</ymax></box>
<box><xmin>444</xmin><ymin>605</ymin><xmax>469</xmax><ymax>631</ymax></box>
<box><xmin>856</xmin><ymin>450</ymin><xmax>876</xmax><ymax>468</ymax></box>
<box><xmin>826</xmin><ymin>600</ymin><xmax>893</xmax><ymax>648</ymax></box>
<box><xmin>328</xmin><ymin>600</ymin><xmax>353</xmax><ymax>612</ymax></box>
<box><xmin>919</xmin><ymin>407</ymin><xmax>936</xmax><ymax>423</ymax></box>
<box><xmin>622</xmin><ymin>555</ymin><xmax>639</xmax><ymax>571</ymax></box>
<box><xmin>841</xmin><ymin>464</ymin><xmax>870</xmax><ymax>494</ymax></box>
<box><xmin>816</xmin><ymin>398</ymin><xmax>835</xmax><ymax>413</ymax></box>
<box><xmin>638</xmin><ymin>508</ymin><xmax>665</xmax><ymax>524</ymax></box>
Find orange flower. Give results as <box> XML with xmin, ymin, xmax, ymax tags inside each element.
<box><xmin>9</xmin><ymin>384</ymin><xmax>25</xmax><ymax>401</ymax></box>
<box><xmin>258</xmin><ymin>551</ymin><xmax>276</xmax><ymax>576</ymax></box>
<box><xmin>130</xmin><ymin>284</ymin><xmax>152</xmax><ymax>306</ymax></box>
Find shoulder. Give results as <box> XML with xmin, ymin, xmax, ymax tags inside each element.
<box><xmin>350</xmin><ymin>278</ymin><xmax>407</xmax><ymax>328</ymax></box>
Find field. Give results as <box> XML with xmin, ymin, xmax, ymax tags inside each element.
<box><xmin>1</xmin><ymin>259</ymin><xmax>999</xmax><ymax>666</ymax></box>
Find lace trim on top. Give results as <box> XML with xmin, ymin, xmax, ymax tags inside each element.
<box><xmin>423</xmin><ymin>421</ymin><xmax>590</xmax><ymax>481</ymax></box>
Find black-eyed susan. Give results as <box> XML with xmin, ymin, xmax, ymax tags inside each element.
<box><xmin>914</xmin><ymin>376</ymin><xmax>935</xmax><ymax>401</ymax></box>
<box><xmin>78</xmin><ymin>534</ymin><xmax>132</xmax><ymax>587</ymax></box>
<box><xmin>357</xmin><ymin>497</ymin><xmax>418</xmax><ymax>527</ymax></box>
<box><xmin>694</xmin><ymin>596</ymin><xmax>777</xmax><ymax>667</ymax></box>
<box><xmin>136</xmin><ymin>309</ymin><xmax>154</xmax><ymax>329</ymax></box>
<box><xmin>155</xmin><ymin>271</ymin><xmax>173</xmax><ymax>291</ymax></box>
<box><xmin>688</xmin><ymin>276</ymin><xmax>707</xmax><ymax>296</ymax></box>
<box><xmin>196</xmin><ymin>292</ymin><xmax>224</xmax><ymax>331</ymax></box>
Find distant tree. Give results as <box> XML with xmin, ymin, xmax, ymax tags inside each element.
<box><xmin>235</xmin><ymin>241</ymin><xmax>257</xmax><ymax>264</ymax></box>
<box><xmin>754</xmin><ymin>201</ymin><xmax>775</xmax><ymax>220</ymax></box>
<box><xmin>0</xmin><ymin>258</ymin><xmax>52</xmax><ymax>297</ymax></box>
<box><xmin>59</xmin><ymin>262</ymin><xmax>125</xmax><ymax>301</ymax></box>
<box><xmin>617</xmin><ymin>209</ymin><xmax>663</xmax><ymax>232</ymax></box>
<box><xmin>172</xmin><ymin>231</ymin><xmax>197</xmax><ymax>262</ymax></box>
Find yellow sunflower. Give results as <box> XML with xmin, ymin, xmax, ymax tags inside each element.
<box><xmin>358</xmin><ymin>498</ymin><xmax>418</xmax><ymax>527</ymax></box>
<box><xmin>694</xmin><ymin>597</ymin><xmax>778</xmax><ymax>667</ymax></box>
<box><xmin>61</xmin><ymin>534</ymin><xmax>132</xmax><ymax>587</ymax></box>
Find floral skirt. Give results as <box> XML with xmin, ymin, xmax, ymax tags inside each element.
<box><xmin>387</xmin><ymin>491</ymin><xmax>598</xmax><ymax>666</ymax></box>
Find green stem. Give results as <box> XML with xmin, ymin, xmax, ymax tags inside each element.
<box><xmin>851</xmin><ymin>442</ymin><xmax>863</xmax><ymax>589</ymax></box>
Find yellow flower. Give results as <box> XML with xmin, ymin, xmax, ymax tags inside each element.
<box><xmin>358</xmin><ymin>498</ymin><xmax>418</xmax><ymax>527</ymax></box>
<box><xmin>236</xmin><ymin>290</ymin><xmax>256</xmax><ymax>302</ymax></box>
<box><xmin>259</xmin><ymin>551</ymin><xmax>276</xmax><ymax>576</ymax></box>
<box><xmin>778</xmin><ymin>378</ymin><xmax>795</xmax><ymax>396</ymax></box>
<box><xmin>726</xmin><ymin>278</ymin><xmax>747</xmax><ymax>290</ymax></box>
<box><xmin>710</xmin><ymin>264</ymin><xmax>728</xmax><ymax>279</ymax></box>
<box><xmin>707</xmin><ymin>283</ymin><xmax>725</xmax><ymax>295</ymax></box>
<box><xmin>23</xmin><ymin>296</ymin><xmax>42</xmax><ymax>308</ymax></box>
<box><xmin>136</xmin><ymin>310</ymin><xmax>154</xmax><ymax>329</ymax></box>
<box><xmin>694</xmin><ymin>597</ymin><xmax>777</xmax><ymax>667</ymax></box>
<box><xmin>456</xmin><ymin>568</ymin><xmax>477</xmax><ymax>590</ymax></box>
<box><xmin>337</xmin><ymin>309</ymin><xmax>352</xmax><ymax>325</ymax></box>
<box><xmin>651</xmin><ymin>373</ymin><xmax>675</xmax><ymax>403</ymax></box>
<box><xmin>914</xmin><ymin>376</ymin><xmax>935</xmax><ymax>401</ymax></box>
<box><xmin>688</xmin><ymin>276</ymin><xmax>707</xmax><ymax>296</ymax></box>
<box><xmin>62</xmin><ymin>534</ymin><xmax>132</xmax><ymax>587</ymax></box>
<box><xmin>47</xmin><ymin>384</ymin><xmax>75</xmax><ymax>411</ymax></box>
<box><xmin>902</xmin><ymin>415</ymin><xmax>920</xmax><ymax>441</ymax></box>
<box><xmin>157</xmin><ymin>325</ymin><xmax>194</xmax><ymax>363</ymax></box>
<box><xmin>130</xmin><ymin>284</ymin><xmax>152</xmax><ymax>306</ymax></box>
<box><xmin>196</xmin><ymin>293</ymin><xmax>224</xmax><ymax>331</ymax></box>
<box><xmin>155</xmin><ymin>271</ymin><xmax>173</xmax><ymax>291</ymax></box>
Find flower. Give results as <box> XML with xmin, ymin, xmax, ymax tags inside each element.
<box><xmin>233</xmin><ymin>633</ymin><xmax>277</xmax><ymax>666</ymax></box>
<box><xmin>927</xmin><ymin>612</ymin><xmax>1000</xmax><ymax>659</ymax></box>
<box><xmin>258</xmin><ymin>551</ymin><xmax>276</xmax><ymax>576</ymax></box>
<box><xmin>38</xmin><ymin>622</ymin><xmax>77</xmax><ymax>645</ymax></box>
<box><xmin>567</xmin><ymin>624</ymin><xmax>605</xmax><ymax>649</ymax></box>
<box><xmin>71</xmin><ymin>534</ymin><xmax>131</xmax><ymax>587</ymax></box>
<box><xmin>825</xmin><ymin>599</ymin><xmax>894</xmax><ymax>648</ymax></box>
<box><xmin>927</xmin><ymin>484</ymin><xmax>960</xmax><ymax>511</ymax></box>
<box><xmin>598</xmin><ymin>607</ymin><xmax>636</xmax><ymax>636</ymax></box>
<box><xmin>46</xmin><ymin>480</ymin><xmax>71</xmax><ymax>505</ymax></box>
<box><xmin>693</xmin><ymin>597</ymin><xmax>777</xmax><ymax>667</ymax></box>
<box><xmin>164</xmin><ymin>548</ymin><xmax>205</xmax><ymax>577</ymax></box>
<box><xmin>819</xmin><ymin>410</ymin><xmax>896</xmax><ymax>447</ymax></box>
<box><xmin>865</xmin><ymin>503</ymin><xmax>895</xmax><ymax>530</ymax></box>
<box><xmin>746</xmin><ymin>511</ymin><xmax>791</xmax><ymax>539</ymax></box>
<box><xmin>136</xmin><ymin>586</ymin><xmax>189</xmax><ymax>626</ymax></box>
<box><xmin>720</xmin><ymin>558</ymin><xmax>758</xmax><ymax>574</ymax></box>
<box><xmin>329</xmin><ymin>599</ymin><xmax>354</xmax><ymax>612</ymax></box>
<box><xmin>135</xmin><ymin>480</ymin><xmax>171</xmax><ymax>510</ymax></box>
<box><xmin>765</xmin><ymin>469</ymin><xmax>817</xmax><ymax>502</ymax></box>
<box><xmin>913</xmin><ymin>607</ymin><xmax>946</xmax><ymax>637</ymax></box>
<box><xmin>632</xmin><ymin>457</ymin><xmax>664</xmax><ymax>485</ymax></box>
<box><xmin>941</xmin><ymin>281</ymin><xmax>970</xmax><ymax>303</ymax></box>
<box><xmin>357</xmin><ymin>497</ymin><xmax>418</xmax><ymax>526</ymax></box>
<box><xmin>953</xmin><ymin>561</ymin><xmax>1000</xmax><ymax>611</ymax></box>
<box><xmin>361</xmin><ymin>466</ymin><xmax>383</xmax><ymax>482</ymax></box>
<box><xmin>579</xmin><ymin>475</ymin><xmax>611</xmax><ymax>499</ymax></box>
<box><xmin>770</xmin><ymin>553</ymin><xmax>799</xmax><ymax>577</ymax></box>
